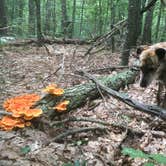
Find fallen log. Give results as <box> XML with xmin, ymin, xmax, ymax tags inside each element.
<box><xmin>77</xmin><ymin>70</ymin><xmax>166</xmax><ymax>120</ymax></box>
<box><xmin>35</xmin><ymin>68</ymin><xmax>138</xmax><ymax>118</ymax></box>
<box><xmin>7</xmin><ymin>38</ymin><xmax>91</xmax><ymax>47</ymax></box>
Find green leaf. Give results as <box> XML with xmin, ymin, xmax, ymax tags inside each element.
<box><xmin>74</xmin><ymin>160</ymin><xmax>80</xmax><ymax>166</ymax></box>
<box><xmin>143</xmin><ymin>162</ymin><xmax>154</xmax><ymax>166</ymax></box>
<box><xmin>63</xmin><ymin>163</ymin><xmax>73</xmax><ymax>166</ymax></box>
<box><xmin>150</xmin><ymin>154</ymin><xmax>166</xmax><ymax>164</ymax></box>
<box><xmin>20</xmin><ymin>145</ymin><xmax>31</xmax><ymax>154</ymax></box>
<box><xmin>122</xmin><ymin>147</ymin><xmax>149</xmax><ymax>159</ymax></box>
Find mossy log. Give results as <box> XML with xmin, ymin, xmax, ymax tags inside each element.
<box><xmin>36</xmin><ymin>69</ymin><xmax>138</xmax><ymax>118</ymax></box>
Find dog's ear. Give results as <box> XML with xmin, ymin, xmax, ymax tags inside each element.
<box><xmin>136</xmin><ymin>45</ymin><xmax>149</xmax><ymax>58</ymax></box>
<box><xmin>155</xmin><ymin>48</ymin><xmax>166</xmax><ymax>60</ymax></box>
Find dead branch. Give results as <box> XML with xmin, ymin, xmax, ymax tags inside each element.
<box><xmin>86</xmin><ymin>65</ymin><xmax>130</xmax><ymax>73</ymax></box>
<box><xmin>77</xmin><ymin>70</ymin><xmax>166</xmax><ymax>120</ymax></box>
<box><xmin>84</xmin><ymin>19</ymin><xmax>127</xmax><ymax>56</ymax></box>
<box><xmin>51</xmin><ymin>116</ymin><xmax>116</xmax><ymax>126</ymax></box>
<box><xmin>141</xmin><ymin>0</ymin><xmax>157</xmax><ymax>14</ymax></box>
<box><xmin>49</xmin><ymin>126</ymin><xmax>107</xmax><ymax>142</ymax></box>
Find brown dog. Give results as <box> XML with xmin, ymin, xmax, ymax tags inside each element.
<box><xmin>137</xmin><ymin>42</ymin><xmax>166</xmax><ymax>87</ymax></box>
<box><xmin>137</xmin><ymin>42</ymin><xmax>166</xmax><ymax>107</ymax></box>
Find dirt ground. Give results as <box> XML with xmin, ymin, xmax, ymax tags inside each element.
<box><xmin>0</xmin><ymin>43</ymin><xmax>165</xmax><ymax>166</ymax></box>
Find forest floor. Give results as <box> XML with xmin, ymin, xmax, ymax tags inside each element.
<box><xmin>0</xmin><ymin>43</ymin><xmax>165</xmax><ymax>166</ymax></box>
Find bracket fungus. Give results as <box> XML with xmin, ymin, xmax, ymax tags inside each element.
<box><xmin>43</xmin><ymin>84</ymin><xmax>64</xmax><ymax>96</ymax></box>
<box><xmin>0</xmin><ymin>94</ymin><xmax>42</xmax><ymax>131</ymax></box>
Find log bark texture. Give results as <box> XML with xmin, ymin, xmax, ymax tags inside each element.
<box><xmin>35</xmin><ymin>69</ymin><xmax>138</xmax><ymax>117</ymax></box>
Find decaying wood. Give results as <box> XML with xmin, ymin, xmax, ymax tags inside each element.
<box><xmin>35</xmin><ymin>69</ymin><xmax>138</xmax><ymax>118</ymax></box>
<box><xmin>78</xmin><ymin>70</ymin><xmax>166</xmax><ymax>120</ymax></box>
<box><xmin>86</xmin><ymin>65</ymin><xmax>131</xmax><ymax>73</ymax></box>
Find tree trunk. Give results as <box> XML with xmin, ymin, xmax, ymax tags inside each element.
<box><xmin>28</xmin><ymin>0</ymin><xmax>36</xmax><ymax>36</ymax></box>
<box><xmin>79</xmin><ymin>0</ymin><xmax>85</xmax><ymax>36</ymax></box>
<box><xmin>121</xmin><ymin>0</ymin><xmax>142</xmax><ymax>65</ymax></box>
<box><xmin>161</xmin><ymin>12</ymin><xmax>166</xmax><ymax>41</ymax></box>
<box><xmin>53</xmin><ymin>0</ymin><xmax>57</xmax><ymax>37</ymax></box>
<box><xmin>44</xmin><ymin>0</ymin><xmax>52</xmax><ymax>35</ymax></box>
<box><xmin>0</xmin><ymin>0</ymin><xmax>7</xmax><ymax>36</ymax></box>
<box><xmin>71</xmin><ymin>0</ymin><xmax>76</xmax><ymax>38</ymax></box>
<box><xmin>61</xmin><ymin>0</ymin><xmax>69</xmax><ymax>38</ymax></box>
<box><xmin>98</xmin><ymin>0</ymin><xmax>103</xmax><ymax>35</ymax></box>
<box><xmin>155</xmin><ymin>2</ymin><xmax>162</xmax><ymax>42</ymax></box>
<box><xmin>35</xmin><ymin>69</ymin><xmax>138</xmax><ymax>118</ymax></box>
<box><xmin>142</xmin><ymin>0</ymin><xmax>155</xmax><ymax>44</ymax></box>
<box><xmin>110</xmin><ymin>0</ymin><xmax>115</xmax><ymax>52</ymax></box>
<box><xmin>34</xmin><ymin>0</ymin><xmax>43</xmax><ymax>42</ymax></box>
<box><xmin>17</xmin><ymin>0</ymin><xmax>24</xmax><ymax>35</ymax></box>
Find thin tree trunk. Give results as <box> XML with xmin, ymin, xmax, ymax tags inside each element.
<box><xmin>61</xmin><ymin>0</ymin><xmax>69</xmax><ymax>38</ymax></box>
<box><xmin>28</xmin><ymin>0</ymin><xmax>36</xmax><ymax>36</ymax></box>
<box><xmin>44</xmin><ymin>0</ymin><xmax>52</xmax><ymax>35</ymax></box>
<box><xmin>71</xmin><ymin>0</ymin><xmax>76</xmax><ymax>38</ymax></box>
<box><xmin>0</xmin><ymin>0</ymin><xmax>7</xmax><ymax>35</ymax></box>
<box><xmin>53</xmin><ymin>0</ymin><xmax>57</xmax><ymax>37</ymax></box>
<box><xmin>98</xmin><ymin>0</ymin><xmax>103</xmax><ymax>35</ymax></box>
<box><xmin>121</xmin><ymin>0</ymin><xmax>142</xmax><ymax>65</ymax></box>
<box><xmin>34</xmin><ymin>0</ymin><xmax>43</xmax><ymax>42</ymax></box>
<box><xmin>142</xmin><ymin>0</ymin><xmax>155</xmax><ymax>44</ymax></box>
<box><xmin>155</xmin><ymin>2</ymin><xmax>162</xmax><ymax>42</ymax></box>
<box><xmin>161</xmin><ymin>13</ymin><xmax>166</xmax><ymax>41</ymax></box>
<box><xmin>110</xmin><ymin>0</ymin><xmax>115</xmax><ymax>52</ymax></box>
<box><xmin>79</xmin><ymin>0</ymin><xmax>85</xmax><ymax>36</ymax></box>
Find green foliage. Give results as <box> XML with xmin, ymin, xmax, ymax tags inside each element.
<box><xmin>149</xmin><ymin>154</ymin><xmax>166</xmax><ymax>165</ymax></box>
<box><xmin>122</xmin><ymin>147</ymin><xmax>166</xmax><ymax>165</ymax></box>
<box><xmin>63</xmin><ymin>160</ymin><xmax>86</xmax><ymax>166</ymax></box>
<box><xmin>2</xmin><ymin>0</ymin><xmax>165</xmax><ymax>42</ymax></box>
<box><xmin>122</xmin><ymin>148</ymin><xmax>149</xmax><ymax>159</ymax></box>
<box><xmin>20</xmin><ymin>145</ymin><xmax>31</xmax><ymax>154</ymax></box>
<box><xmin>143</xmin><ymin>162</ymin><xmax>154</xmax><ymax>166</ymax></box>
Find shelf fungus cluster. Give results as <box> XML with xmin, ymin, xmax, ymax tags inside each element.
<box><xmin>0</xmin><ymin>84</ymin><xmax>70</xmax><ymax>131</ymax></box>
<box><xmin>0</xmin><ymin>94</ymin><xmax>42</xmax><ymax>131</ymax></box>
<box><xmin>43</xmin><ymin>84</ymin><xmax>70</xmax><ymax>112</ymax></box>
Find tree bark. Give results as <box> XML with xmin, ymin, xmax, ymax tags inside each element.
<box><xmin>53</xmin><ymin>0</ymin><xmax>57</xmax><ymax>37</ymax></box>
<box><xmin>121</xmin><ymin>0</ymin><xmax>142</xmax><ymax>65</ymax></box>
<box><xmin>35</xmin><ymin>69</ymin><xmax>138</xmax><ymax>118</ymax></box>
<box><xmin>142</xmin><ymin>0</ymin><xmax>155</xmax><ymax>44</ymax></box>
<box><xmin>61</xmin><ymin>0</ymin><xmax>69</xmax><ymax>38</ymax></box>
<box><xmin>0</xmin><ymin>0</ymin><xmax>7</xmax><ymax>35</ymax></box>
<box><xmin>44</xmin><ymin>0</ymin><xmax>52</xmax><ymax>35</ymax></box>
<box><xmin>34</xmin><ymin>0</ymin><xmax>44</xmax><ymax>42</ymax></box>
<box><xmin>28</xmin><ymin>0</ymin><xmax>36</xmax><ymax>36</ymax></box>
<box><xmin>71</xmin><ymin>0</ymin><xmax>76</xmax><ymax>38</ymax></box>
<box><xmin>155</xmin><ymin>2</ymin><xmax>162</xmax><ymax>42</ymax></box>
<box><xmin>79</xmin><ymin>0</ymin><xmax>85</xmax><ymax>36</ymax></box>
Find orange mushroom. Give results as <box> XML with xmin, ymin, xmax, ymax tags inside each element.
<box><xmin>54</xmin><ymin>100</ymin><xmax>70</xmax><ymax>112</ymax></box>
<box><xmin>1</xmin><ymin>94</ymin><xmax>43</xmax><ymax>131</ymax></box>
<box><xmin>43</xmin><ymin>84</ymin><xmax>64</xmax><ymax>96</ymax></box>
<box><xmin>0</xmin><ymin>116</ymin><xmax>26</xmax><ymax>131</ymax></box>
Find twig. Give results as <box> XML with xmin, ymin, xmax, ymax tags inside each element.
<box><xmin>84</xmin><ymin>19</ymin><xmax>127</xmax><ymax>56</ymax></box>
<box><xmin>141</xmin><ymin>0</ymin><xmax>157</xmax><ymax>14</ymax></box>
<box><xmin>86</xmin><ymin>65</ymin><xmax>130</xmax><ymax>73</ymax></box>
<box><xmin>51</xmin><ymin>116</ymin><xmax>115</xmax><ymax>126</ymax></box>
<box><xmin>49</xmin><ymin>126</ymin><xmax>107</xmax><ymax>142</ymax></box>
<box><xmin>77</xmin><ymin>70</ymin><xmax>166</xmax><ymax>120</ymax></box>
<box><xmin>41</xmin><ymin>66</ymin><xmax>61</xmax><ymax>85</ymax></box>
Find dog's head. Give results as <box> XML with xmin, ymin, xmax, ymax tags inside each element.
<box><xmin>137</xmin><ymin>47</ymin><xmax>166</xmax><ymax>87</ymax></box>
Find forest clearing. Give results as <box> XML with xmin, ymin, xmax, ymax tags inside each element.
<box><xmin>0</xmin><ymin>0</ymin><xmax>166</xmax><ymax>165</ymax></box>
